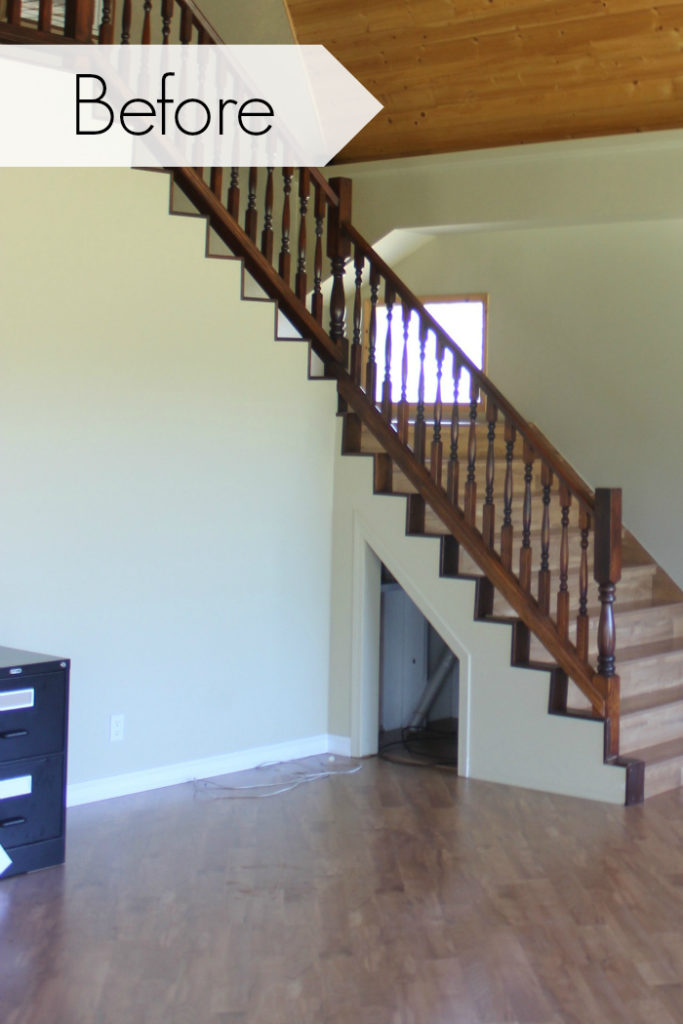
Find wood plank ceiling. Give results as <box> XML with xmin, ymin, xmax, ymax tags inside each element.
<box><xmin>283</xmin><ymin>0</ymin><xmax>683</xmax><ymax>163</ymax></box>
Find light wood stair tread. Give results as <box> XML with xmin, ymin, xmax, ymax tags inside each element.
<box><xmin>621</xmin><ymin>681</ymin><xmax>683</xmax><ymax>716</ymax></box>
<box><xmin>616</xmin><ymin>635</ymin><xmax>683</xmax><ymax>664</ymax></box>
<box><xmin>624</xmin><ymin>734</ymin><xmax>683</xmax><ymax>765</ymax></box>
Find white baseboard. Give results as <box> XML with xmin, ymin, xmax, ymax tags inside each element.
<box><xmin>66</xmin><ymin>733</ymin><xmax>353</xmax><ymax>807</ymax></box>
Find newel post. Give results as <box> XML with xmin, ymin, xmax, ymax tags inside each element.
<box><xmin>64</xmin><ymin>0</ymin><xmax>95</xmax><ymax>41</ymax></box>
<box><xmin>327</xmin><ymin>177</ymin><xmax>353</xmax><ymax>365</ymax></box>
<box><xmin>594</xmin><ymin>487</ymin><xmax>622</xmax><ymax>758</ymax></box>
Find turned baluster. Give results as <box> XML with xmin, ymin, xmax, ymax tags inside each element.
<box><xmin>210</xmin><ymin>167</ymin><xmax>223</xmax><ymax>202</ymax></box>
<box><xmin>482</xmin><ymin>398</ymin><xmax>497</xmax><ymax>548</ymax></box>
<box><xmin>7</xmin><ymin>1</ymin><xmax>21</xmax><ymax>26</ymax></box>
<box><xmin>594</xmin><ymin>488</ymin><xmax>622</xmax><ymax>758</ymax></box>
<box><xmin>261</xmin><ymin>167</ymin><xmax>274</xmax><ymax>264</ymax></box>
<box><xmin>398</xmin><ymin>301</ymin><xmax>411</xmax><ymax>444</ymax></box>
<box><xmin>500</xmin><ymin>419</ymin><xmax>516</xmax><ymax>570</ymax></box>
<box><xmin>245</xmin><ymin>168</ymin><xmax>258</xmax><ymax>243</ymax></box>
<box><xmin>519</xmin><ymin>440</ymin><xmax>535</xmax><ymax>593</ymax></box>
<box><xmin>413</xmin><ymin>318</ymin><xmax>427</xmax><ymax>464</ymax></box>
<box><xmin>121</xmin><ymin>0</ymin><xmax>132</xmax><ymax>42</ymax></box>
<box><xmin>64</xmin><ymin>0</ymin><xmax>94</xmax><ymax>39</ymax></box>
<box><xmin>141</xmin><ymin>0</ymin><xmax>152</xmax><ymax>44</ymax></box>
<box><xmin>311</xmin><ymin>183</ymin><xmax>325</xmax><ymax>323</ymax></box>
<box><xmin>227</xmin><ymin>168</ymin><xmax>240</xmax><ymax>221</ymax></box>
<box><xmin>161</xmin><ymin>0</ymin><xmax>173</xmax><ymax>42</ymax></box>
<box><xmin>295</xmin><ymin>169</ymin><xmax>310</xmax><ymax>302</ymax></box>
<box><xmin>538</xmin><ymin>463</ymin><xmax>553</xmax><ymax>615</ymax></box>
<box><xmin>366</xmin><ymin>265</ymin><xmax>380</xmax><ymax>403</ymax></box>
<box><xmin>576</xmin><ymin>505</ymin><xmax>591</xmax><ymax>661</ymax></box>
<box><xmin>464</xmin><ymin>376</ymin><xmax>479</xmax><ymax>525</ymax></box>
<box><xmin>326</xmin><ymin>178</ymin><xmax>352</xmax><ymax>361</ymax></box>
<box><xmin>447</xmin><ymin>358</ymin><xmax>461</xmax><ymax>505</ymax></box>
<box><xmin>431</xmin><ymin>339</ymin><xmax>444</xmax><ymax>486</ymax></box>
<box><xmin>40</xmin><ymin>0</ymin><xmax>54</xmax><ymax>34</ymax></box>
<box><xmin>178</xmin><ymin>2</ymin><xmax>192</xmax><ymax>43</ymax></box>
<box><xmin>557</xmin><ymin>483</ymin><xmax>572</xmax><ymax>639</ymax></box>
<box><xmin>279</xmin><ymin>168</ymin><xmax>293</xmax><ymax>286</ymax></box>
<box><xmin>381</xmin><ymin>284</ymin><xmax>395</xmax><ymax>422</ymax></box>
<box><xmin>350</xmin><ymin>247</ymin><xmax>364</xmax><ymax>387</ymax></box>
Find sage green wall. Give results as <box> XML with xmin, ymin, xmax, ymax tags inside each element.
<box><xmin>200</xmin><ymin>0</ymin><xmax>294</xmax><ymax>43</ymax></box>
<box><xmin>0</xmin><ymin>168</ymin><xmax>337</xmax><ymax>788</ymax></box>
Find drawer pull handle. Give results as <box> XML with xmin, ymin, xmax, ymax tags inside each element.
<box><xmin>0</xmin><ymin>729</ymin><xmax>29</xmax><ymax>740</ymax></box>
<box><xmin>0</xmin><ymin>817</ymin><xmax>26</xmax><ymax>828</ymax></box>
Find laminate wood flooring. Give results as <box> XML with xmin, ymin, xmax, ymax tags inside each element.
<box><xmin>1</xmin><ymin>756</ymin><xmax>682</xmax><ymax>1024</ymax></box>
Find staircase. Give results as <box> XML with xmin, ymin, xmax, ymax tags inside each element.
<box><xmin>4</xmin><ymin>0</ymin><xmax>683</xmax><ymax>804</ymax></box>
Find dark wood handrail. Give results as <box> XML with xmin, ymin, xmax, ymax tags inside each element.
<box><xmin>343</xmin><ymin>222</ymin><xmax>595</xmax><ymax>512</ymax></box>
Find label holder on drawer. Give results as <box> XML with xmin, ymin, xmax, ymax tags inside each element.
<box><xmin>0</xmin><ymin>689</ymin><xmax>35</xmax><ymax>713</ymax></box>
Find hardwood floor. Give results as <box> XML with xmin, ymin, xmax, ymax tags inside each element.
<box><xmin>1</xmin><ymin>756</ymin><xmax>682</xmax><ymax>1024</ymax></box>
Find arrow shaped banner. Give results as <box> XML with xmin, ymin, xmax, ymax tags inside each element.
<box><xmin>0</xmin><ymin>45</ymin><xmax>382</xmax><ymax>167</ymax></box>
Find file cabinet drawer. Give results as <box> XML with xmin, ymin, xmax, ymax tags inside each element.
<box><xmin>0</xmin><ymin>672</ymin><xmax>67</xmax><ymax>763</ymax></box>
<box><xmin>0</xmin><ymin>755</ymin><xmax>65</xmax><ymax>849</ymax></box>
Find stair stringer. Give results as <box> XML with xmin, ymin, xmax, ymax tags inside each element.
<box><xmin>329</xmin><ymin>423</ymin><xmax>627</xmax><ymax>803</ymax></box>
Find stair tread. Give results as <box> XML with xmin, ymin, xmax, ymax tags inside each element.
<box><xmin>621</xmin><ymin>681</ymin><xmax>683</xmax><ymax>716</ymax></box>
<box><xmin>617</xmin><ymin>635</ymin><xmax>683</xmax><ymax>664</ymax></box>
<box><xmin>624</xmin><ymin>735</ymin><xmax>683</xmax><ymax>764</ymax></box>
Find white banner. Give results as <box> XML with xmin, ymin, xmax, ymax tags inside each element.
<box><xmin>0</xmin><ymin>45</ymin><xmax>382</xmax><ymax>167</ymax></box>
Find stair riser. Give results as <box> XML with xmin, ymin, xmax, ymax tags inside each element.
<box><xmin>644</xmin><ymin>758</ymin><xmax>683</xmax><ymax>799</ymax></box>
<box><xmin>622</xmin><ymin>701</ymin><xmax>683</xmax><ymax>752</ymax></box>
<box><xmin>620</xmin><ymin>653</ymin><xmax>683</xmax><ymax>698</ymax></box>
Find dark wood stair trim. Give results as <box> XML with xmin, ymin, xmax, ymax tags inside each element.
<box><xmin>334</xmin><ymin>368</ymin><xmax>607</xmax><ymax>717</ymax></box>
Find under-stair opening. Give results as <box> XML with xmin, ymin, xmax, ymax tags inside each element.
<box><xmin>378</xmin><ymin>564</ymin><xmax>459</xmax><ymax>768</ymax></box>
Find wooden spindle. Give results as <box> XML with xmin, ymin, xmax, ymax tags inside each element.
<box><xmin>295</xmin><ymin>169</ymin><xmax>310</xmax><ymax>302</ymax></box>
<box><xmin>179</xmin><ymin>2</ymin><xmax>192</xmax><ymax>43</ymax></box>
<box><xmin>326</xmin><ymin>179</ymin><xmax>352</xmax><ymax>360</ymax></box>
<box><xmin>279</xmin><ymin>168</ymin><xmax>293</xmax><ymax>285</ymax></box>
<box><xmin>538</xmin><ymin>463</ymin><xmax>553</xmax><ymax>615</ymax></box>
<box><xmin>245</xmin><ymin>167</ymin><xmax>258</xmax><ymax>243</ymax></box>
<box><xmin>311</xmin><ymin>183</ymin><xmax>325</xmax><ymax>323</ymax></box>
<box><xmin>261</xmin><ymin>167</ymin><xmax>274</xmax><ymax>264</ymax></box>
<box><xmin>594</xmin><ymin>488</ymin><xmax>622</xmax><ymax>758</ymax></box>
<box><xmin>227</xmin><ymin>168</ymin><xmax>240</xmax><ymax>220</ymax></box>
<box><xmin>482</xmin><ymin>398</ymin><xmax>497</xmax><ymax>548</ymax></box>
<box><xmin>447</xmin><ymin>358</ymin><xmax>461</xmax><ymax>505</ymax></box>
<box><xmin>161</xmin><ymin>0</ymin><xmax>173</xmax><ymax>42</ymax></box>
<box><xmin>594</xmin><ymin>488</ymin><xmax>622</xmax><ymax>678</ymax></box>
<box><xmin>500</xmin><ymin>419</ymin><xmax>516</xmax><ymax>570</ymax></box>
<box><xmin>519</xmin><ymin>439</ymin><xmax>535</xmax><ymax>593</ymax></box>
<box><xmin>350</xmin><ymin>248</ymin><xmax>364</xmax><ymax>387</ymax></box>
<box><xmin>39</xmin><ymin>0</ymin><xmax>54</xmax><ymax>33</ymax></box>
<box><xmin>7</xmin><ymin>0</ymin><xmax>22</xmax><ymax>26</ymax></box>
<box><xmin>381</xmin><ymin>284</ymin><xmax>395</xmax><ymax>422</ymax></box>
<box><xmin>576</xmin><ymin>505</ymin><xmax>591</xmax><ymax>661</ymax></box>
<box><xmin>398</xmin><ymin>301</ymin><xmax>411</xmax><ymax>444</ymax></box>
<box><xmin>210</xmin><ymin>167</ymin><xmax>223</xmax><ymax>202</ymax></box>
<box><xmin>64</xmin><ymin>0</ymin><xmax>94</xmax><ymax>39</ymax></box>
<box><xmin>121</xmin><ymin>0</ymin><xmax>132</xmax><ymax>42</ymax></box>
<box><xmin>557</xmin><ymin>483</ymin><xmax>572</xmax><ymax>639</ymax></box>
<box><xmin>464</xmin><ymin>376</ymin><xmax>479</xmax><ymax>525</ymax></box>
<box><xmin>366</xmin><ymin>265</ymin><xmax>380</xmax><ymax>404</ymax></box>
<box><xmin>141</xmin><ymin>0</ymin><xmax>152</xmax><ymax>44</ymax></box>
<box><xmin>431</xmin><ymin>339</ymin><xmax>444</xmax><ymax>486</ymax></box>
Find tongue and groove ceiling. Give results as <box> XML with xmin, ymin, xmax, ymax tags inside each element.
<box><xmin>283</xmin><ymin>0</ymin><xmax>683</xmax><ymax>163</ymax></box>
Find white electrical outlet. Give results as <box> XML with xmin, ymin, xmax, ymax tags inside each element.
<box><xmin>110</xmin><ymin>713</ymin><xmax>125</xmax><ymax>742</ymax></box>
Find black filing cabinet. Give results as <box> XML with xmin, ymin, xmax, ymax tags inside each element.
<box><xmin>0</xmin><ymin>647</ymin><xmax>69</xmax><ymax>879</ymax></box>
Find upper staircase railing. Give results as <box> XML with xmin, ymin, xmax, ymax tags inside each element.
<box><xmin>0</xmin><ymin>0</ymin><xmax>624</xmax><ymax>762</ymax></box>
